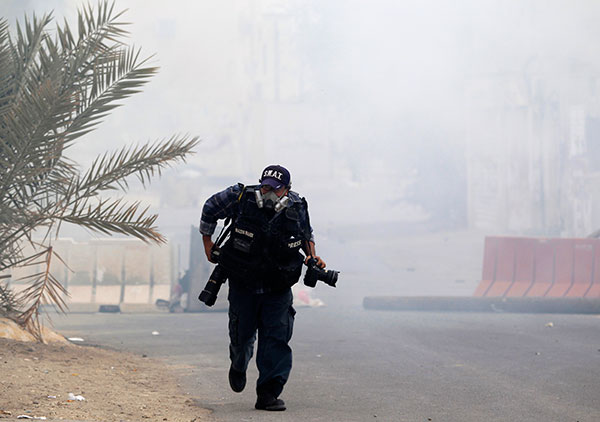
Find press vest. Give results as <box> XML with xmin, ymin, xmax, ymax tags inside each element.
<box><xmin>219</xmin><ymin>185</ymin><xmax>311</xmax><ymax>291</ymax></box>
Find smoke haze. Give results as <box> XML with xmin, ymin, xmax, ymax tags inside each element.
<box><xmin>4</xmin><ymin>0</ymin><xmax>600</xmax><ymax>298</ymax></box>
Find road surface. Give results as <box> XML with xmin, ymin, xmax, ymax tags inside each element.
<box><xmin>51</xmin><ymin>300</ymin><xmax>600</xmax><ymax>422</ymax></box>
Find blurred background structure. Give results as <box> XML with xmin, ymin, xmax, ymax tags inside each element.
<box><xmin>4</xmin><ymin>0</ymin><xmax>600</xmax><ymax>300</ymax></box>
<box><xmin>7</xmin><ymin>239</ymin><xmax>174</xmax><ymax>307</ymax></box>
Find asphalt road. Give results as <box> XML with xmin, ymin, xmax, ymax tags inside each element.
<box><xmin>51</xmin><ymin>304</ymin><xmax>600</xmax><ymax>422</ymax></box>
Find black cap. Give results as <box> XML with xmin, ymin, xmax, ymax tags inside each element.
<box><xmin>260</xmin><ymin>165</ymin><xmax>291</xmax><ymax>189</ymax></box>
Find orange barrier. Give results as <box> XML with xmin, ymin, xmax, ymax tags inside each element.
<box><xmin>585</xmin><ymin>245</ymin><xmax>600</xmax><ymax>298</ymax></box>
<box><xmin>587</xmin><ymin>276</ymin><xmax>600</xmax><ymax>297</ymax></box>
<box><xmin>485</xmin><ymin>237</ymin><xmax>517</xmax><ymax>297</ymax></box>
<box><xmin>505</xmin><ymin>238</ymin><xmax>536</xmax><ymax>297</ymax></box>
<box><xmin>565</xmin><ymin>241</ymin><xmax>594</xmax><ymax>297</ymax></box>
<box><xmin>473</xmin><ymin>237</ymin><xmax>497</xmax><ymax>297</ymax></box>
<box><xmin>474</xmin><ymin>236</ymin><xmax>600</xmax><ymax>298</ymax></box>
<box><xmin>526</xmin><ymin>239</ymin><xmax>554</xmax><ymax>297</ymax></box>
<box><xmin>546</xmin><ymin>240</ymin><xmax>574</xmax><ymax>297</ymax></box>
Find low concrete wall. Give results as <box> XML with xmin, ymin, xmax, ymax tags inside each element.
<box><xmin>363</xmin><ymin>296</ymin><xmax>600</xmax><ymax>314</ymax></box>
<box><xmin>123</xmin><ymin>285</ymin><xmax>150</xmax><ymax>304</ymax></box>
<box><xmin>8</xmin><ymin>237</ymin><xmax>175</xmax><ymax>306</ymax></box>
<box><xmin>69</xmin><ymin>286</ymin><xmax>93</xmax><ymax>303</ymax></box>
<box><xmin>152</xmin><ymin>284</ymin><xmax>170</xmax><ymax>302</ymax></box>
<box><xmin>95</xmin><ymin>286</ymin><xmax>121</xmax><ymax>303</ymax></box>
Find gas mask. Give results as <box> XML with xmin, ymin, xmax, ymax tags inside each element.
<box><xmin>255</xmin><ymin>188</ymin><xmax>290</xmax><ymax>212</ymax></box>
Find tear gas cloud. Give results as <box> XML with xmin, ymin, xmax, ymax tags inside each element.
<box><xmin>4</xmin><ymin>0</ymin><xmax>600</xmax><ymax>300</ymax></box>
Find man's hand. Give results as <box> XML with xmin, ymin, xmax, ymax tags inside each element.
<box><xmin>305</xmin><ymin>255</ymin><xmax>326</xmax><ymax>269</ymax></box>
<box><xmin>304</xmin><ymin>241</ymin><xmax>325</xmax><ymax>268</ymax></box>
<box><xmin>202</xmin><ymin>235</ymin><xmax>217</xmax><ymax>263</ymax></box>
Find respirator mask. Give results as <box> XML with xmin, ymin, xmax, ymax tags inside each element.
<box><xmin>255</xmin><ymin>188</ymin><xmax>290</xmax><ymax>212</ymax></box>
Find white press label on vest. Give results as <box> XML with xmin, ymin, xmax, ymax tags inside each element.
<box><xmin>288</xmin><ymin>240</ymin><xmax>302</xmax><ymax>248</ymax></box>
<box><xmin>263</xmin><ymin>169</ymin><xmax>283</xmax><ymax>180</ymax></box>
<box><xmin>235</xmin><ymin>228</ymin><xmax>255</xmax><ymax>238</ymax></box>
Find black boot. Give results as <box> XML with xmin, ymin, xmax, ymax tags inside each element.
<box><xmin>255</xmin><ymin>395</ymin><xmax>286</xmax><ymax>411</ymax></box>
<box><xmin>228</xmin><ymin>366</ymin><xmax>246</xmax><ymax>393</ymax></box>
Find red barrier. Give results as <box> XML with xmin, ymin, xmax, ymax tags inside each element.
<box><xmin>525</xmin><ymin>239</ymin><xmax>554</xmax><ymax>297</ymax></box>
<box><xmin>505</xmin><ymin>238</ymin><xmax>536</xmax><ymax>297</ymax></box>
<box><xmin>585</xmin><ymin>245</ymin><xmax>600</xmax><ymax>298</ymax></box>
<box><xmin>565</xmin><ymin>240</ymin><xmax>594</xmax><ymax>297</ymax></box>
<box><xmin>546</xmin><ymin>240</ymin><xmax>575</xmax><ymax>297</ymax></box>
<box><xmin>473</xmin><ymin>237</ymin><xmax>498</xmax><ymax>297</ymax></box>
<box><xmin>485</xmin><ymin>237</ymin><xmax>517</xmax><ymax>297</ymax></box>
<box><xmin>475</xmin><ymin>236</ymin><xmax>600</xmax><ymax>298</ymax></box>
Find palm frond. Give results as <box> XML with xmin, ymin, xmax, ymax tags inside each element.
<box><xmin>16</xmin><ymin>246</ymin><xmax>69</xmax><ymax>342</ymax></box>
<box><xmin>79</xmin><ymin>135</ymin><xmax>199</xmax><ymax>194</ymax></box>
<box><xmin>0</xmin><ymin>0</ymin><xmax>200</xmax><ymax>341</ymax></box>
<box><xmin>0</xmin><ymin>19</ymin><xmax>13</xmax><ymax>117</ymax></box>
<box><xmin>64</xmin><ymin>46</ymin><xmax>158</xmax><ymax>144</ymax></box>
<box><xmin>0</xmin><ymin>1</ymin><xmax>151</xmax><ymax>202</ymax></box>
<box><xmin>7</xmin><ymin>12</ymin><xmax>54</xmax><ymax>108</ymax></box>
<box><xmin>0</xmin><ymin>281</ymin><xmax>20</xmax><ymax>320</ymax></box>
<box><xmin>60</xmin><ymin>197</ymin><xmax>165</xmax><ymax>243</ymax></box>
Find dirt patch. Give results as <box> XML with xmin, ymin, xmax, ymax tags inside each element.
<box><xmin>0</xmin><ymin>318</ymin><xmax>68</xmax><ymax>344</ymax></box>
<box><xmin>0</xmin><ymin>338</ymin><xmax>211</xmax><ymax>422</ymax></box>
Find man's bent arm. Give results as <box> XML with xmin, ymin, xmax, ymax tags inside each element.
<box><xmin>202</xmin><ymin>234</ymin><xmax>216</xmax><ymax>263</ymax></box>
<box><xmin>199</xmin><ymin>184</ymin><xmax>243</xmax><ymax>237</ymax></box>
<box><xmin>199</xmin><ymin>184</ymin><xmax>242</xmax><ymax>262</ymax></box>
<box><xmin>304</xmin><ymin>240</ymin><xmax>326</xmax><ymax>268</ymax></box>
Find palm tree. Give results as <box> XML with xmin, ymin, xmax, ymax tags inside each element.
<box><xmin>0</xmin><ymin>1</ymin><xmax>199</xmax><ymax>340</ymax></box>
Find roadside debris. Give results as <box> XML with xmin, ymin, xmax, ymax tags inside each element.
<box><xmin>67</xmin><ymin>393</ymin><xmax>85</xmax><ymax>401</ymax></box>
<box><xmin>155</xmin><ymin>298</ymin><xmax>169</xmax><ymax>308</ymax></box>
<box><xmin>98</xmin><ymin>304</ymin><xmax>120</xmax><ymax>313</ymax></box>
<box><xmin>151</xmin><ymin>331</ymin><xmax>160</xmax><ymax>336</ymax></box>
<box><xmin>545</xmin><ymin>322</ymin><xmax>554</xmax><ymax>328</ymax></box>
<box><xmin>67</xmin><ymin>337</ymin><xmax>84</xmax><ymax>342</ymax></box>
<box><xmin>292</xmin><ymin>287</ymin><xmax>325</xmax><ymax>308</ymax></box>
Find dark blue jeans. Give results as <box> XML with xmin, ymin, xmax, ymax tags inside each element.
<box><xmin>228</xmin><ymin>286</ymin><xmax>296</xmax><ymax>398</ymax></box>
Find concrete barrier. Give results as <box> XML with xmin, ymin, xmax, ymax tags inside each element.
<box><xmin>363</xmin><ymin>296</ymin><xmax>600</xmax><ymax>314</ymax></box>
<box><xmin>123</xmin><ymin>285</ymin><xmax>151</xmax><ymax>304</ymax></box>
<box><xmin>8</xmin><ymin>238</ymin><xmax>175</xmax><ymax>309</ymax></box>
<box><xmin>485</xmin><ymin>237</ymin><xmax>517</xmax><ymax>297</ymax></box>
<box><xmin>474</xmin><ymin>236</ymin><xmax>600</xmax><ymax>298</ymax></box>
<box><xmin>546</xmin><ymin>239</ymin><xmax>575</xmax><ymax>297</ymax></box>
<box><xmin>95</xmin><ymin>286</ymin><xmax>121</xmax><ymax>303</ymax></box>
<box><xmin>565</xmin><ymin>240</ymin><xmax>595</xmax><ymax>297</ymax></box>
<box><xmin>473</xmin><ymin>237</ymin><xmax>497</xmax><ymax>297</ymax></box>
<box><xmin>526</xmin><ymin>239</ymin><xmax>555</xmax><ymax>296</ymax></box>
<box><xmin>505</xmin><ymin>238</ymin><xmax>536</xmax><ymax>297</ymax></box>
<box><xmin>68</xmin><ymin>286</ymin><xmax>93</xmax><ymax>303</ymax></box>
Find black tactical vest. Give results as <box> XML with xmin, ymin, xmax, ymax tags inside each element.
<box><xmin>218</xmin><ymin>185</ymin><xmax>311</xmax><ymax>292</ymax></box>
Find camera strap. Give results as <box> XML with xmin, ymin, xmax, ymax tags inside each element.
<box><xmin>214</xmin><ymin>183</ymin><xmax>247</xmax><ymax>248</ymax></box>
<box><xmin>214</xmin><ymin>218</ymin><xmax>232</xmax><ymax>248</ymax></box>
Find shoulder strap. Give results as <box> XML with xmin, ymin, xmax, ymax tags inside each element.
<box><xmin>214</xmin><ymin>183</ymin><xmax>246</xmax><ymax>247</ymax></box>
<box><xmin>301</xmin><ymin>197</ymin><xmax>311</xmax><ymax>230</ymax></box>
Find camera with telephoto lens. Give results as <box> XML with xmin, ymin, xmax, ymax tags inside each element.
<box><xmin>303</xmin><ymin>257</ymin><xmax>339</xmax><ymax>288</ymax></box>
<box><xmin>198</xmin><ymin>249</ymin><xmax>227</xmax><ymax>307</ymax></box>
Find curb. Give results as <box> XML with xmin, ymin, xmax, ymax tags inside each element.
<box><xmin>362</xmin><ymin>296</ymin><xmax>600</xmax><ymax>314</ymax></box>
<box><xmin>41</xmin><ymin>303</ymin><xmax>168</xmax><ymax>314</ymax></box>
